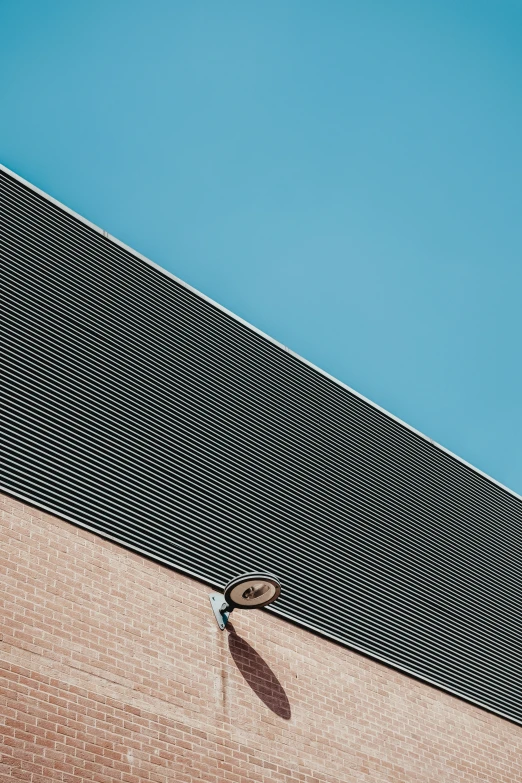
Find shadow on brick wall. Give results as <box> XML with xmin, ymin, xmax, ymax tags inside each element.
<box><xmin>227</xmin><ymin>624</ymin><xmax>291</xmax><ymax>720</ymax></box>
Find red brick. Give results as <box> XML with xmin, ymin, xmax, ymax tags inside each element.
<box><xmin>1</xmin><ymin>491</ymin><xmax>522</xmax><ymax>782</ymax></box>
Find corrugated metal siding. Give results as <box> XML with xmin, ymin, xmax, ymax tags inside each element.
<box><xmin>1</xmin><ymin>166</ymin><xmax>521</xmax><ymax>724</ymax></box>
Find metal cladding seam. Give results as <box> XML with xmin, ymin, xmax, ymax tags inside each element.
<box><xmin>1</xmin><ymin>166</ymin><xmax>521</xmax><ymax>723</ymax></box>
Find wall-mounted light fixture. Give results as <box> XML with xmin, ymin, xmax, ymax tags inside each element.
<box><xmin>209</xmin><ymin>572</ymin><xmax>281</xmax><ymax>629</ymax></box>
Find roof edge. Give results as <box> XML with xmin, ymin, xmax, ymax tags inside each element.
<box><xmin>2</xmin><ymin>161</ymin><xmax>520</xmax><ymax>507</ymax></box>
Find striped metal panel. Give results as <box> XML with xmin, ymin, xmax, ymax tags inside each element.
<box><xmin>1</xmin><ymin>165</ymin><xmax>521</xmax><ymax>724</ymax></box>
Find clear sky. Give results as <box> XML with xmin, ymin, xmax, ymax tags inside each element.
<box><xmin>2</xmin><ymin>1</ymin><xmax>522</xmax><ymax>495</ymax></box>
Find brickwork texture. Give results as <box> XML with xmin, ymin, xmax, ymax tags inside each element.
<box><xmin>1</xmin><ymin>492</ymin><xmax>521</xmax><ymax>782</ymax></box>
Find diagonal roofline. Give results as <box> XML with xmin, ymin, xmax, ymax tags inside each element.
<box><xmin>2</xmin><ymin>161</ymin><xmax>520</xmax><ymax>507</ymax></box>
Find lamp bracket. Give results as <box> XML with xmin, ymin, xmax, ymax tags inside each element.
<box><xmin>209</xmin><ymin>593</ymin><xmax>231</xmax><ymax>630</ymax></box>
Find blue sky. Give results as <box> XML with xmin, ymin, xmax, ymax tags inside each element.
<box><xmin>2</xmin><ymin>1</ymin><xmax>522</xmax><ymax>494</ymax></box>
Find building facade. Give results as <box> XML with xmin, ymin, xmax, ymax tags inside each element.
<box><xmin>3</xmin><ymin>494</ymin><xmax>522</xmax><ymax>782</ymax></box>
<box><xmin>1</xmin><ymin>164</ymin><xmax>522</xmax><ymax>781</ymax></box>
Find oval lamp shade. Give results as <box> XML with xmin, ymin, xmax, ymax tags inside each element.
<box><xmin>224</xmin><ymin>572</ymin><xmax>282</xmax><ymax>609</ymax></box>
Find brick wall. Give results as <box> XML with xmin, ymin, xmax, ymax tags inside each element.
<box><xmin>1</xmin><ymin>491</ymin><xmax>521</xmax><ymax>782</ymax></box>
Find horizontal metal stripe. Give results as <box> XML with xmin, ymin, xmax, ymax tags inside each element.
<box><xmin>1</xmin><ymin>165</ymin><xmax>521</xmax><ymax>505</ymax></box>
<box><xmin>2</xmin><ymin>253</ymin><xmax>516</xmax><ymax>564</ymax></box>
<box><xmin>1</xmin><ymin>223</ymin><xmax>448</xmax><ymax>449</ymax></box>
<box><xmin>2</xmin><ymin>167</ymin><xmax>522</xmax><ymax>725</ymax></box>
<box><xmin>2</xmin><ymin>233</ymin><xmax>516</xmax><ymax>544</ymax></box>
<box><xmin>1</xmin><ymin>343</ymin><xmax>518</xmax><ymax>598</ymax></box>
<box><xmin>3</xmin><ymin>290</ymin><xmax>516</xmax><ymax>584</ymax></box>
<box><xmin>0</xmin><ymin>208</ymin><xmax>517</xmax><ymax>501</ymax></box>
<box><xmin>4</xmin><ymin>304</ymin><xmax>516</xmax><ymax>584</ymax></box>
<box><xmin>1</xmin><ymin>340</ymin><xmax>516</xmax><ymax>608</ymax></box>
<box><xmin>1</xmin><ymin>286</ymin><xmax>516</xmax><ymax>556</ymax></box>
<box><xmin>3</xmin><ymin>416</ymin><xmax>520</xmax><ymax>649</ymax></box>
